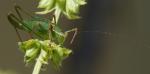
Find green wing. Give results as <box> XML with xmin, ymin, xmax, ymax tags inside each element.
<box><xmin>21</xmin><ymin>16</ymin><xmax>66</xmax><ymax>43</ymax></box>
<box><xmin>22</xmin><ymin>16</ymin><xmax>50</xmax><ymax>39</ymax></box>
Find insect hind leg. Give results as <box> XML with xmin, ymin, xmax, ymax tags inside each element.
<box><xmin>7</xmin><ymin>13</ymin><xmax>23</xmax><ymax>42</ymax></box>
<box><xmin>14</xmin><ymin>4</ymin><xmax>23</xmax><ymax>20</ymax></box>
<box><xmin>14</xmin><ymin>4</ymin><xmax>34</xmax><ymax>19</ymax></box>
<box><xmin>64</xmin><ymin>28</ymin><xmax>78</xmax><ymax>44</ymax></box>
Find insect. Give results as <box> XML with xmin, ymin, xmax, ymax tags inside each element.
<box><xmin>8</xmin><ymin>5</ymin><xmax>77</xmax><ymax>69</ymax></box>
<box><xmin>7</xmin><ymin>5</ymin><xmax>77</xmax><ymax>45</ymax></box>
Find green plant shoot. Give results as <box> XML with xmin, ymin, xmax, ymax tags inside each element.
<box><xmin>7</xmin><ymin>5</ymin><xmax>77</xmax><ymax>74</ymax></box>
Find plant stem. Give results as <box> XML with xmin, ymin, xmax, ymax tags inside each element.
<box><xmin>32</xmin><ymin>58</ymin><xmax>42</xmax><ymax>74</ymax></box>
<box><xmin>49</xmin><ymin>7</ymin><xmax>61</xmax><ymax>42</ymax></box>
<box><xmin>53</xmin><ymin>6</ymin><xmax>61</xmax><ymax>24</ymax></box>
<box><xmin>32</xmin><ymin>50</ymin><xmax>45</xmax><ymax>74</ymax></box>
<box><xmin>32</xmin><ymin>8</ymin><xmax>61</xmax><ymax>74</ymax></box>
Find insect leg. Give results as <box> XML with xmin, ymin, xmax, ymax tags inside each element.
<box><xmin>14</xmin><ymin>4</ymin><xmax>23</xmax><ymax>20</ymax></box>
<box><xmin>14</xmin><ymin>4</ymin><xmax>34</xmax><ymax>19</ymax></box>
<box><xmin>52</xmin><ymin>14</ymin><xmax>56</xmax><ymax>25</ymax></box>
<box><xmin>14</xmin><ymin>28</ymin><xmax>23</xmax><ymax>42</ymax></box>
<box><xmin>8</xmin><ymin>12</ymin><xmax>43</xmax><ymax>39</ymax></box>
<box><xmin>48</xmin><ymin>15</ymin><xmax>56</xmax><ymax>41</ymax></box>
<box><xmin>48</xmin><ymin>22</ymin><xmax>52</xmax><ymax>42</ymax></box>
<box><xmin>7</xmin><ymin>13</ymin><xmax>23</xmax><ymax>41</ymax></box>
<box><xmin>28</xmin><ymin>32</ymin><xmax>34</xmax><ymax>39</ymax></box>
<box><xmin>64</xmin><ymin>28</ymin><xmax>78</xmax><ymax>44</ymax></box>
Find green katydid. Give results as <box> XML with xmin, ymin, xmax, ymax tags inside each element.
<box><xmin>7</xmin><ymin>5</ymin><xmax>77</xmax><ymax>72</ymax></box>
<box><xmin>7</xmin><ymin>5</ymin><xmax>77</xmax><ymax>45</ymax></box>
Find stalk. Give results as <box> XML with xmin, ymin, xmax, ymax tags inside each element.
<box><xmin>32</xmin><ymin>8</ymin><xmax>61</xmax><ymax>74</ymax></box>
<box><xmin>49</xmin><ymin>7</ymin><xmax>61</xmax><ymax>42</ymax></box>
<box><xmin>53</xmin><ymin>6</ymin><xmax>61</xmax><ymax>24</ymax></box>
<box><xmin>32</xmin><ymin>57</ymin><xmax>42</xmax><ymax>74</ymax></box>
<box><xmin>32</xmin><ymin>49</ymin><xmax>45</xmax><ymax>74</ymax></box>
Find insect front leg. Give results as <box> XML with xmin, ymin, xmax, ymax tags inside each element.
<box><xmin>64</xmin><ymin>28</ymin><xmax>78</xmax><ymax>44</ymax></box>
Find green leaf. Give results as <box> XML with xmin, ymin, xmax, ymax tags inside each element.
<box><xmin>18</xmin><ymin>39</ymin><xmax>40</xmax><ymax>52</ymax></box>
<box><xmin>38</xmin><ymin>0</ymin><xmax>55</xmax><ymax>11</ymax></box>
<box><xmin>76</xmin><ymin>0</ymin><xmax>87</xmax><ymax>5</ymax></box>
<box><xmin>50</xmin><ymin>42</ymin><xmax>72</xmax><ymax>69</ymax></box>
<box><xmin>56</xmin><ymin>0</ymin><xmax>66</xmax><ymax>12</ymax></box>
<box><xmin>25</xmin><ymin>48</ymin><xmax>40</xmax><ymax>63</ymax></box>
<box><xmin>18</xmin><ymin>39</ymin><xmax>41</xmax><ymax>63</ymax></box>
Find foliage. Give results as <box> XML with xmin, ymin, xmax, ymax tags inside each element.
<box><xmin>37</xmin><ymin>0</ymin><xmax>86</xmax><ymax>19</ymax></box>
<box><xmin>19</xmin><ymin>39</ymin><xmax>71</xmax><ymax>68</ymax></box>
<box><xmin>7</xmin><ymin>0</ymin><xmax>86</xmax><ymax>74</ymax></box>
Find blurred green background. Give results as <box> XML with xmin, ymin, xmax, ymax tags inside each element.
<box><xmin>0</xmin><ymin>0</ymin><xmax>150</xmax><ymax>74</ymax></box>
